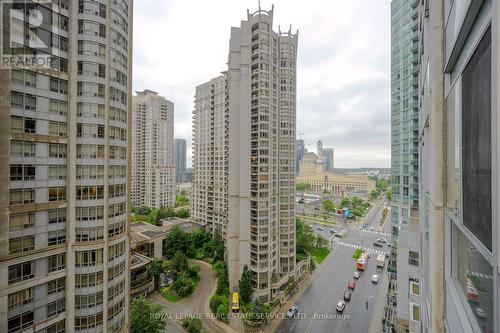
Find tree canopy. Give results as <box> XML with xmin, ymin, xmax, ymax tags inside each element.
<box><xmin>131</xmin><ymin>297</ymin><xmax>165</xmax><ymax>333</ymax></box>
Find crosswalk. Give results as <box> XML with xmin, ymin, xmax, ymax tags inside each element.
<box><xmin>356</xmin><ymin>228</ymin><xmax>391</xmax><ymax>237</ymax></box>
<box><xmin>468</xmin><ymin>271</ymin><xmax>494</xmax><ymax>280</ymax></box>
<box><xmin>335</xmin><ymin>240</ymin><xmax>388</xmax><ymax>255</ymax></box>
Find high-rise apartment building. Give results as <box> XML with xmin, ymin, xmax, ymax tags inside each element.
<box><xmin>174</xmin><ymin>138</ymin><xmax>187</xmax><ymax>183</ymax></box>
<box><xmin>192</xmin><ymin>6</ymin><xmax>298</xmax><ymax>301</ymax></box>
<box><xmin>417</xmin><ymin>1</ymin><xmax>499</xmax><ymax>333</ymax></box>
<box><xmin>132</xmin><ymin>90</ymin><xmax>175</xmax><ymax>208</ymax></box>
<box><xmin>295</xmin><ymin>139</ymin><xmax>305</xmax><ymax>175</ymax></box>
<box><xmin>387</xmin><ymin>0</ymin><xmax>420</xmax><ymax>331</ymax></box>
<box><xmin>316</xmin><ymin>140</ymin><xmax>334</xmax><ymax>171</ymax></box>
<box><xmin>0</xmin><ymin>1</ymin><xmax>132</xmax><ymax>332</ymax></box>
<box><xmin>192</xmin><ymin>75</ymin><xmax>228</xmax><ymax>236</ymax></box>
<box><xmin>226</xmin><ymin>6</ymin><xmax>298</xmax><ymax>301</ymax></box>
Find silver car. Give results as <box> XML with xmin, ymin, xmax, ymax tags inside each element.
<box><xmin>336</xmin><ymin>300</ymin><xmax>346</xmax><ymax>312</ymax></box>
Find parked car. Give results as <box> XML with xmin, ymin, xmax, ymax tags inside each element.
<box><xmin>329</xmin><ymin>229</ymin><xmax>336</xmax><ymax>234</ymax></box>
<box><xmin>347</xmin><ymin>280</ymin><xmax>356</xmax><ymax>290</ymax></box>
<box><xmin>371</xmin><ymin>274</ymin><xmax>380</xmax><ymax>283</ymax></box>
<box><xmin>353</xmin><ymin>271</ymin><xmax>360</xmax><ymax>279</ymax></box>
<box><xmin>336</xmin><ymin>300</ymin><xmax>346</xmax><ymax>312</ymax></box>
<box><xmin>373</xmin><ymin>241</ymin><xmax>383</xmax><ymax>247</ymax></box>
<box><xmin>385</xmin><ymin>252</ymin><xmax>390</xmax><ymax>258</ymax></box>
<box><xmin>369</xmin><ymin>226</ymin><xmax>375</xmax><ymax>231</ymax></box>
<box><xmin>343</xmin><ymin>290</ymin><xmax>352</xmax><ymax>301</ymax></box>
<box><xmin>387</xmin><ymin>243</ymin><xmax>392</xmax><ymax>247</ymax></box>
<box><xmin>377</xmin><ymin>238</ymin><xmax>387</xmax><ymax>243</ymax></box>
<box><xmin>475</xmin><ymin>307</ymin><xmax>486</xmax><ymax>319</ymax></box>
<box><xmin>287</xmin><ymin>305</ymin><xmax>298</xmax><ymax>318</ymax></box>
<box><xmin>317</xmin><ymin>227</ymin><xmax>325</xmax><ymax>231</ymax></box>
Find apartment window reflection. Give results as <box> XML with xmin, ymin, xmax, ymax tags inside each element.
<box><xmin>452</xmin><ymin>225</ymin><xmax>493</xmax><ymax>332</ymax></box>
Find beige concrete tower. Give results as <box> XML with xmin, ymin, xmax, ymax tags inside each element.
<box><xmin>0</xmin><ymin>0</ymin><xmax>132</xmax><ymax>332</ymax></box>
<box><xmin>192</xmin><ymin>75</ymin><xmax>229</xmax><ymax>237</ymax></box>
<box><xmin>226</xmin><ymin>6</ymin><xmax>298</xmax><ymax>301</ymax></box>
<box><xmin>132</xmin><ymin>90</ymin><xmax>175</xmax><ymax>208</ymax></box>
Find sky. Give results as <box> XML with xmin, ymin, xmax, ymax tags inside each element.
<box><xmin>133</xmin><ymin>0</ymin><xmax>391</xmax><ymax>168</ymax></box>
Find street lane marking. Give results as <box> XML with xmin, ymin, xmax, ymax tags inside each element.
<box><xmin>336</xmin><ymin>241</ymin><xmax>387</xmax><ymax>255</ymax></box>
<box><xmin>356</xmin><ymin>228</ymin><xmax>391</xmax><ymax>237</ymax></box>
<box><xmin>468</xmin><ymin>271</ymin><xmax>494</xmax><ymax>280</ymax></box>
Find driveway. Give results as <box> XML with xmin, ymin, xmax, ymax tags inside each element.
<box><xmin>148</xmin><ymin>259</ymin><xmax>226</xmax><ymax>333</ymax></box>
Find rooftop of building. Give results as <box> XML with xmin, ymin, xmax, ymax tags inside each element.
<box><xmin>131</xmin><ymin>252</ymin><xmax>152</xmax><ymax>271</ymax></box>
<box><xmin>131</xmin><ymin>218</ymin><xmax>199</xmax><ymax>244</ymax></box>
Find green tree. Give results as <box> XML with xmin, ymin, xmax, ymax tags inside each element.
<box><xmin>134</xmin><ymin>206</ymin><xmax>152</xmax><ymax>216</ymax></box>
<box><xmin>340</xmin><ymin>197</ymin><xmax>350</xmax><ymax>207</ymax></box>
<box><xmin>296</xmin><ymin>218</ymin><xmax>316</xmax><ymax>255</ymax></box>
<box><xmin>205</xmin><ymin>229</ymin><xmax>225</xmax><ymax>262</ymax></box>
<box><xmin>216</xmin><ymin>303</ymin><xmax>228</xmax><ymax>321</ymax></box>
<box><xmin>175</xmin><ymin>193</ymin><xmax>190</xmax><ymax>207</ymax></box>
<box><xmin>296</xmin><ymin>182</ymin><xmax>311</xmax><ymax>191</ymax></box>
<box><xmin>322</xmin><ymin>200</ymin><xmax>335</xmax><ymax>212</ymax></box>
<box><xmin>239</xmin><ymin>265</ymin><xmax>253</xmax><ymax>304</ymax></box>
<box><xmin>386</xmin><ymin>189</ymin><xmax>393</xmax><ymax>201</ymax></box>
<box><xmin>163</xmin><ymin>226</ymin><xmax>190</xmax><ymax>258</ymax></box>
<box><xmin>181</xmin><ymin>317</ymin><xmax>203</xmax><ymax>333</ymax></box>
<box><xmin>370</xmin><ymin>190</ymin><xmax>380</xmax><ymax>199</ymax></box>
<box><xmin>175</xmin><ymin>208</ymin><xmax>190</xmax><ymax>218</ymax></box>
<box><xmin>316</xmin><ymin>234</ymin><xmax>329</xmax><ymax>248</ymax></box>
<box><xmin>376</xmin><ymin>179</ymin><xmax>389</xmax><ymax>191</ymax></box>
<box><xmin>130</xmin><ymin>297</ymin><xmax>165</xmax><ymax>333</ymax></box>
<box><xmin>170</xmin><ymin>250</ymin><xmax>189</xmax><ymax>273</ymax></box>
<box><xmin>148</xmin><ymin>258</ymin><xmax>166</xmax><ymax>289</ymax></box>
<box><xmin>210</xmin><ymin>294</ymin><xmax>227</xmax><ymax>314</ymax></box>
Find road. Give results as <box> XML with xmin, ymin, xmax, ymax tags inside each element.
<box><xmin>148</xmin><ymin>260</ymin><xmax>223</xmax><ymax>333</ymax></box>
<box><xmin>276</xmin><ymin>201</ymin><xmax>391</xmax><ymax>333</ymax></box>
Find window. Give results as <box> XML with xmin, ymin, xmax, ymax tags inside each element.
<box><xmin>8</xmin><ymin>262</ymin><xmax>33</xmax><ymax>284</ymax></box>
<box><xmin>49</xmin><ymin>208</ymin><xmax>67</xmax><ymax>224</ymax></box>
<box><xmin>49</xmin><ymin>77</ymin><xmax>68</xmax><ymax>93</ymax></box>
<box><xmin>75</xmin><ymin>312</ymin><xmax>103</xmax><ymax>330</ymax></box>
<box><xmin>461</xmin><ymin>26</ymin><xmax>492</xmax><ymax>251</ymax></box>
<box><xmin>49</xmin><ymin>143</ymin><xmax>67</xmax><ymax>158</ymax></box>
<box><xmin>77</xmin><ymin>102</ymin><xmax>105</xmax><ymax>118</ymax></box>
<box><xmin>49</xmin><ymin>99</ymin><xmax>68</xmax><ymax>116</ymax></box>
<box><xmin>10</xmin><ymin>164</ymin><xmax>35</xmax><ymax>181</ymax></box>
<box><xmin>8</xmin><ymin>311</ymin><xmax>33</xmax><ymax>333</ymax></box>
<box><xmin>10</xmin><ymin>141</ymin><xmax>35</xmax><ymax>157</ymax></box>
<box><xmin>77</xmin><ymin>144</ymin><xmax>105</xmax><ymax>159</ymax></box>
<box><xmin>47</xmin><ymin>253</ymin><xmax>66</xmax><ymax>273</ymax></box>
<box><xmin>108</xmin><ymin>240</ymin><xmax>126</xmax><ymax>261</ymax></box>
<box><xmin>48</xmin><ymin>230</ymin><xmax>66</xmax><ymax>246</ymax></box>
<box><xmin>76</xmin><ymin>249</ymin><xmax>103</xmax><ymax>267</ymax></box>
<box><xmin>46</xmin><ymin>320</ymin><xmax>65</xmax><ymax>333</ymax></box>
<box><xmin>410</xmin><ymin>302</ymin><xmax>420</xmax><ymax>322</ymax></box>
<box><xmin>408</xmin><ymin>251</ymin><xmax>419</xmax><ymax>266</ymax></box>
<box><xmin>10</xmin><ymin>188</ymin><xmax>35</xmax><ymax>205</ymax></box>
<box><xmin>75</xmin><ymin>272</ymin><xmax>103</xmax><ymax>288</ymax></box>
<box><xmin>76</xmin><ymin>206</ymin><xmax>104</xmax><ymax>221</ymax></box>
<box><xmin>49</xmin><ymin>121</ymin><xmax>67</xmax><ymax>137</ymax></box>
<box><xmin>49</xmin><ymin>187</ymin><xmax>66</xmax><ymax>201</ymax></box>
<box><xmin>77</xmin><ymin>123</ymin><xmax>105</xmax><ymax>138</ymax></box>
<box><xmin>452</xmin><ymin>225</ymin><xmax>493</xmax><ymax>330</ymax></box>
<box><xmin>76</xmin><ymin>165</ymin><xmax>104</xmax><ymax>179</ymax></box>
<box><xmin>76</xmin><ymin>185</ymin><xmax>104</xmax><ymax>200</ymax></box>
<box><xmin>8</xmin><ymin>287</ymin><xmax>33</xmax><ymax>309</ymax></box>
<box><xmin>11</xmin><ymin>116</ymin><xmax>36</xmax><ymax>133</ymax></box>
<box><xmin>47</xmin><ymin>298</ymin><xmax>65</xmax><ymax>317</ymax></box>
<box><xmin>48</xmin><ymin>165</ymin><xmax>67</xmax><ymax>180</ymax></box>
<box><xmin>9</xmin><ymin>236</ymin><xmax>34</xmax><ymax>254</ymax></box>
<box><xmin>9</xmin><ymin>212</ymin><xmax>35</xmax><ymax>230</ymax></box>
<box><xmin>47</xmin><ymin>277</ymin><xmax>66</xmax><ymax>295</ymax></box>
<box><xmin>76</xmin><ymin>227</ymin><xmax>104</xmax><ymax>242</ymax></box>
<box><xmin>75</xmin><ymin>291</ymin><xmax>103</xmax><ymax>309</ymax></box>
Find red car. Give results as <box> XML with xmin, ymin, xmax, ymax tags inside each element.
<box><xmin>347</xmin><ymin>280</ymin><xmax>356</xmax><ymax>290</ymax></box>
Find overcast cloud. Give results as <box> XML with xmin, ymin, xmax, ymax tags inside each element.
<box><xmin>133</xmin><ymin>0</ymin><xmax>391</xmax><ymax>168</ymax></box>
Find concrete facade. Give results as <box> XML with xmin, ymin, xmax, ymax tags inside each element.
<box><xmin>0</xmin><ymin>1</ymin><xmax>132</xmax><ymax>332</ymax></box>
<box><xmin>132</xmin><ymin>90</ymin><xmax>175</xmax><ymax>208</ymax></box>
<box><xmin>295</xmin><ymin>139</ymin><xmax>305</xmax><ymax>175</ymax></box>
<box><xmin>226</xmin><ymin>6</ymin><xmax>298</xmax><ymax>301</ymax></box>
<box><xmin>192</xmin><ymin>75</ymin><xmax>229</xmax><ymax>237</ymax></box>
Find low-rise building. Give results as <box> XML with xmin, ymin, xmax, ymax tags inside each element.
<box><xmin>297</xmin><ymin>153</ymin><xmax>375</xmax><ymax>194</ymax></box>
<box><xmin>131</xmin><ymin>253</ymin><xmax>154</xmax><ymax>300</ymax></box>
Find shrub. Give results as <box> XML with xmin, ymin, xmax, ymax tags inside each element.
<box><xmin>181</xmin><ymin>317</ymin><xmax>203</xmax><ymax>333</ymax></box>
<box><xmin>210</xmin><ymin>294</ymin><xmax>227</xmax><ymax>314</ymax></box>
<box><xmin>216</xmin><ymin>303</ymin><xmax>228</xmax><ymax>321</ymax></box>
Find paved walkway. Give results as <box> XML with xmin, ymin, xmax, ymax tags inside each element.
<box><xmin>369</xmin><ymin>270</ymin><xmax>389</xmax><ymax>333</ymax></box>
<box><xmin>148</xmin><ymin>259</ymin><xmax>229</xmax><ymax>333</ymax></box>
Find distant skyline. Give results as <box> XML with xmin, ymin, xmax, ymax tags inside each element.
<box><xmin>133</xmin><ymin>0</ymin><xmax>391</xmax><ymax>168</ymax></box>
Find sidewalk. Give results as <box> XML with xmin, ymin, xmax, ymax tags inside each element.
<box><xmin>368</xmin><ymin>271</ymin><xmax>390</xmax><ymax>333</ymax></box>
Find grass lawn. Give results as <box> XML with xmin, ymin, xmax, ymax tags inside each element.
<box><xmin>352</xmin><ymin>248</ymin><xmax>363</xmax><ymax>260</ymax></box>
<box><xmin>161</xmin><ymin>287</ymin><xmax>181</xmax><ymax>302</ymax></box>
<box><xmin>309</xmin><ymin>247</ymin><xmax>330</xmax><ymax>264</ymax></box>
